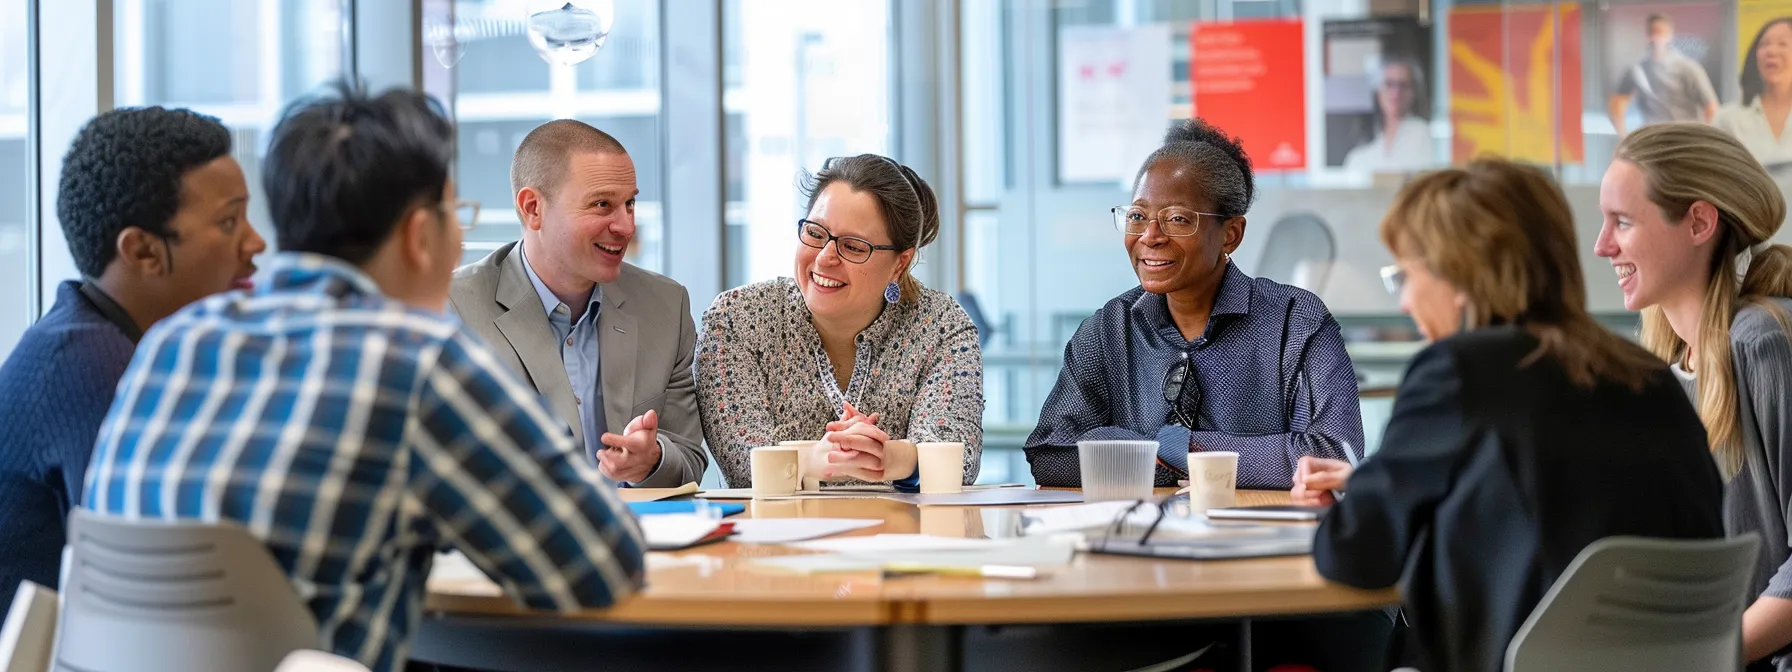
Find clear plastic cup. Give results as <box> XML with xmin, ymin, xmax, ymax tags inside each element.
<box><xmin>1077</xmin><ymin>440</ymin><xmax>1156</xmax><ymax>502</ymax></box>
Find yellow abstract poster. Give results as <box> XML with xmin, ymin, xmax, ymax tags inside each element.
<box><xmin>1449</xmin><ymin>3</ymin><xmax>1585</xmax><ymax>164</ymax></box>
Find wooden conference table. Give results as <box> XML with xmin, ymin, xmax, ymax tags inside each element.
<box><xmin>417</xmin><ymin>489</ymin><xmax>1399</xmax><ymax>672</ymax></box>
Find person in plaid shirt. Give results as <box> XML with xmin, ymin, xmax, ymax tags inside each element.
<box><xmin>82</xmin><ymin>81</ymin><xmax>646</xmax><ymax>672</ymax></box>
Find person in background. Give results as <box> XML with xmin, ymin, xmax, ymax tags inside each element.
<box><xmin>81</xmin><ymin>82</ymin><xmax>646</xmax><ymax>672</ymax></box>
<box><xmin>0</xmin><ymin>107</ymin><xmax>265</xmax><ymax>616</ymax></box>
<box><xmin>1026</xmin><ymin>118</ymin><xmax>1363</xmax><ymax>490</ymax></box>
<box><xmin>1297</xmin><ymin>157</ymin><xmax>1725</xmax><ymax>672</ymax></box>
<box><xmin>696</xmin><ymin>154</ymin><xmax>983</xmax><ymax>488</ymax></box>
<box><xmin>1607</xmin><ymin>13</ymin><xmax>1719</xmax><ymax>137</ymax></box>
<box><xmin>450</xmin><ymin>120</ymin><xmax>708</xmax><ymax>488</ymax></box>
<box><xmin>1595</xmin><ymin>122</ymin><xmax>1792</xmax><ymax>670</ymax></box>
<box><xmin>1715</xmin><ymin>18</ymin><xmax>1792</xmax><ymax>167</ymax></box>
<box><xmin>1343</xmin><ymin>56</ymin><xmax>1435</xmax><ymax>173</ymax></box>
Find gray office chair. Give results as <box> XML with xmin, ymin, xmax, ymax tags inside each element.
<box><xmin>53</xmin><ymin>510</ymin><xmax>320</xmax><ymax>672</ymax></box>
<box><xmin>1255</xmin><ymin>212</ymin><xmax>1336</xmax><ymax>295</ymax></box>
<box><xmin>1505</xmin><ymin>534</ymin><xmax>1761</xmax><ymax>672</ymax></box>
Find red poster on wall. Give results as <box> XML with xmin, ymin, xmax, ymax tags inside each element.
<box><xmin>1190</xmin><ymin>19</ymin><xmax>1308</xmax><ymax>171</ymax></box>
<box><xmin>1448</xmin><ymin>4</ymin><xmax>1585</xmax><ymax>164</ymax></box>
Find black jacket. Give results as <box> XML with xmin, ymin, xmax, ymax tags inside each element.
<box><xmin>1313</xmin><ymin>326</ymin><xmax>1725</xmax><ymax>672</ymax></box>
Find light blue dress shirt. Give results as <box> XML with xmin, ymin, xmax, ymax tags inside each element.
<box><xmin>518</xmin><ymin>247</ymin><xmax>608</xmax><ymax>461</ymax></box>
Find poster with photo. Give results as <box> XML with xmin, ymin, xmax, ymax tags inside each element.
<box><xmin>1601</xmin><ymin>4</ymin><xmax>1723</xmax><ymax>135</ymax></box>
<box><xmin>1321</xmin><ymin>17</ymin><xmax>1434</xmax><ymax>172</ymax></box>
<box><xmin>1737</xmin><ymin>0</ymin><xmax>1792</xmax><ymax>68</ymax></box>
<box><xmin>1448</xmin><ymin>3</ymin><xmax>1585</xmax><ymax>164</ymax></box>
<box><xmin>1721</xmin><ymin>0</ymin><xmax>1792</xmax><ymax>170</ymax></box>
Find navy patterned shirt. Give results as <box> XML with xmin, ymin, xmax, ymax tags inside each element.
<box><xmin>1024</xmin><ymin>263</ymin><xmax>1364</xmax><ymax>489</ymax></box>
<box><xmin>83</xmin><ymin>253</ymin><xmax>647</xmax><ymax>672</ymax></box>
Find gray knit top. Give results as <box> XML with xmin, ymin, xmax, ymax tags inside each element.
<box><xmin>1672</xmin><ymin>298</ymin><xmax>1792</xmax><ymax>669</ymax></box>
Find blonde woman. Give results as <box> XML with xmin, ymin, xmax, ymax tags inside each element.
<box><xmin>1596</xmin><ymin>122</ymin><xmax>1792</xmax><ymax>668</ymax></box>
<box><xmin>1296</xmin><ymin>159</ymin><xmax>1724</xmax><ymax>672</ymax></box>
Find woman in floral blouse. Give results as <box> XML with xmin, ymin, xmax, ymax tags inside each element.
<box><xmin>695</xmin><ymin>154</ymin><xmax>984</xmax><ymax>488</ymax></box>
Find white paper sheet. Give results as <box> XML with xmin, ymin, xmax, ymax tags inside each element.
<box><xmin>728</xmin><ymin>518</ymin><xmax>882</xmax><ymax>544</ymax></box>
<box><xmin>696</xmin><ymin>485</ymin><xmax>893</xmax><ymax>500</ymax></box>
<box><xmin>788</xmin><ymin>534</ymin><xmax>1014</xmax><ymax>553</ymax></box>
<box><xmin>751</xmin><ymin>536</ymin><xmax>1078</xmax><ymax>575</ymax></box>
<box><xmin>639</xmin><ymin>514</ymin><xmax>724</xmax><ymax>550</ymax></box>
<box><xmin>889</xmin><ymin>489</ymin><xmax>1084</xmax><ymax>507</ymax></box>
<box><xmin>699</xmin><ymin>483</ymin><xmax>1039</xmax><ymax>501</ymax></box>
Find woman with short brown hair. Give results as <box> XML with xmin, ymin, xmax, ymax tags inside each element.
<box><xmin>1297</xmin><ymin>158</ymin><xmax>1724</xmax><ymax>672</ymax></box>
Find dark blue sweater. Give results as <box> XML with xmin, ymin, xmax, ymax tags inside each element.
<box><xmin>0</xmin><ymin>281</ymin><xmax>137</xmax><ymax>615</ymax></box>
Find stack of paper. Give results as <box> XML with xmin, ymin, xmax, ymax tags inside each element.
<box><xmin>748</xmin><ymin>534</ymin><xmax>1077</xmax><ymax>576</ymax></box>
<box><xmin>727</xmin><ymin>518</ymin><xmax>882</xmax><ymax>544</ymax></box>
<box><xmin>639</xmin><ymin>514</ymin><xmax>732</xmax><ymax>550</ymax></box>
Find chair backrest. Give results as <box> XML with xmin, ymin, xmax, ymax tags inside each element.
<box><xmin>955</xmin><ymin>291</ymin><xmax>995</xmax><ymax>348</ymax></box>
<box><xmin>1505</xmin><ymin>534</ymin><xmax>1761</xmax><ymax>672</ymax></box>
<box><xmin>1254</xmin><ymin>213</ymin><xmax>1336</xmax><ymax>294</ymax></box>
<box><xmin>0</xmin><ymin>582</ymin><xmax>57</xmax><ymax>672</ymax></box>
<box><xmin>53</xmin><ymin>510</ymin><xmax>321</xmax><ymax>672</ymax></box>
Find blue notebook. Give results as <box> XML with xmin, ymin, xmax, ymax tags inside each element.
<box><xmin>627</xmin><ymin>501</ymin><xmax>745</xmax><ymax>517</ymax></box>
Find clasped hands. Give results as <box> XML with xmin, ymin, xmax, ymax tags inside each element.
<box><xmin>805</xmin><ymin>402</ymin><xmax>916</xmax><ymax>483</ymax></box>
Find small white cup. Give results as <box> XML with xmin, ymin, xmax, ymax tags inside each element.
<box><xmin>779</xmin><ymin>440</ymin><xmax>824</xmax><ymax>491</ymax></box>
<box><xmin>1187</xmin><ymin>451</ymin><xmax>1239</xmax><ymax>512</ymax></box>
<box><xmin>751</xmin><ymin>446</ymin><xmax>802</xmax><ymax>498</ymax></box>
<box><xmin>916</xmin><ymin>442</ymin><xmax>966</xmax><ymax>494</ymax></box>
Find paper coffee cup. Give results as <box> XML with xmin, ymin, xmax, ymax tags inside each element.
<box><xmin>751</xmin><ymin>446</ymin><xmax>801</xmax><ymax>497</ymax></box>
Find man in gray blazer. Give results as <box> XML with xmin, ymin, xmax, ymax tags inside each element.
<box><xmin>450</xmin><ymin>120</ymin><xmax>706</xmax><ymax>487</ymax></box>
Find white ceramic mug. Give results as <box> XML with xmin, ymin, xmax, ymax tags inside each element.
<box><xmin>916</xmin><ymin>442</ymin><xmax>966</xmax><ymax>494</ymax></box>
<box><xmin>1187</xmin><ymin>451</ymin><xmax>1239</xmax><ymax>511</ymax></box>
<box><xmin>751</xmin><ymin>446</ymin><xmax>802</xmax><ymax>497</ymax></box>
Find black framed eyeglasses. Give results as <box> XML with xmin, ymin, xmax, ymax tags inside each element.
<box><xmin>1162</xmin><ymin>353</ymin><xmax>1203</xmax><ymax>431</ymax></box>
<box><xmin>797</xmin><ymin>219</ymin><xmax>901</xmax><ymax>264</ymax></box>
<box><xmin>1380</xmin><ymin>264</ymin><xmax>1406</xmax><ymax>297</ymax></box>
<box><xmin>1100</xmin><ymin>493</ymin><xmax>1179</xmax><ymax>547</ymax></box>
<box><xmin>1111</xmin><ymin>206</ymin><xmax>1221</xmax><ymax>237</ymax></box>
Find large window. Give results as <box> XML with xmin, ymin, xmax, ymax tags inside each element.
<box><xmin>722</xmin><ymin>0</ymin><xmax>892</xmax><ymax>288</ymax></box>
<box><xmin>958</xmin><ymin>0</ymin><xmax>1683</xmax><ymax>467</ymax></box>
<box><xmin>0</xmin><ymin>0</ymin><xmax>25</xmax><ymax>358</ymax></box>
<box><xmin>112</xmin><ymin>0</ymin><xmax>347</xmax><ymax>249</ymax></box>
<box><xmin>425</xmin><ymin>0</ymin><xmax>666</xmax><ymax>273</ymax></box>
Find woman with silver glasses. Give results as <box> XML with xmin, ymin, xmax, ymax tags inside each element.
<box><xmin>1024</xmin><ymin>119</ymin><xmax>1364</xmax><ymax>489</ymax></box>
<box><xmin>694</xmin><ymin>154</ymin><xmax>984</xmax><ymax>488</ymax></box>
<box><xmin>1294</xmin><ymin>158</ymin><xmax>1723</xmax><ymax>672</ymax></box>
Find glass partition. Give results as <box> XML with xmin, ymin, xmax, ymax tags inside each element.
<box><xmin>959</xmin><ymin>0</ymin><xmax>1792</xmax><ymax>479</ymax></box>
<box><xmin>0</xmin><ymin>0</ymin><xmax>26</xmax><ymax>358</ymax></box>
<box><xmin>112</xmin><ymin>0</ymin><xmax>348</xmax><ymax>251</ymax></box>
<box><xmin>423</xmin><ymin>0</ymin><xmax>667</xmax><ymax>273</ymax></box>
<box><xmin>721</xmin><ymin>0</ymin><xmax>893</xmax><ymax>289</ymax></box>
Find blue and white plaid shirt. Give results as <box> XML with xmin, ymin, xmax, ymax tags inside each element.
<box><xmin>82</xmin><ymin>252</ymin><xmax>647</xmax><ymax>672</ymax></box>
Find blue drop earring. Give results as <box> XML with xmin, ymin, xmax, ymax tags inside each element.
<box><xmin>884</xmin><ymin>281</ymin><xmax>900</xmax><ymax>304</ymax></box>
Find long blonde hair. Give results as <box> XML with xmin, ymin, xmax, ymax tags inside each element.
<box><xmin>1380</xmin><ymin>159</ymin><xmax>1660</xmax><ymax>390</ymax></box>
<box><xmin>1617</xmin><ymin>123</ymin><xmax>1792</xmax><ymax>476</ymax></box>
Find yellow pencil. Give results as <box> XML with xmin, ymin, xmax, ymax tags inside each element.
<box><xmin>881</xmin><ymin>563</ymin><xmax>1039</xmax><ymax>579</ymax></box>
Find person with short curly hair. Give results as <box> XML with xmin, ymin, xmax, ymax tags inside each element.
<box><xmin>0</xmin><ymin>106</ymin><xmax>266</xmax><ymax>615</ymax></box>
<box><xmin>1024</xmin><ymin>118</ymin><xmax>1364</xmax><ymax>490</ymax></box>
